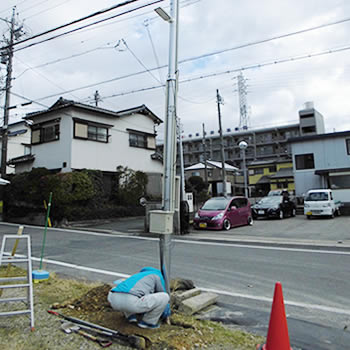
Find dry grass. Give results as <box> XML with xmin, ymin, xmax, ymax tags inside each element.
<box><xmin>0</xmin><ymin>266</ymin><xmax>264</xmax><ymax>350</ymax></box>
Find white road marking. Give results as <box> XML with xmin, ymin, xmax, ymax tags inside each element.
<box><xmin>1</xmin><ymin>222</ymin><xmax>350</xmax><ymax>255</ymax></box>
<box><xmin>4</xmin><ymin>251</ymin><xmax>350</xmax><ymax>316</ymax></box>
<box><xmin>201</xmin><ymin>288</ymin><xmax>350</xmax><ymax>316</ymax></box>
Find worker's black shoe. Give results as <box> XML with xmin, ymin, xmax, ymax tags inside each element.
<box><xmin>137</xmin><ymin>320</ymin><xmax>160</xmax><ymax>329</ymax></box>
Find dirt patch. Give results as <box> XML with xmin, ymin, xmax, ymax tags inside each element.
<box><xmin>54</xmin><ymin>283</ymin><xmax>264</xmax><ymax>349</ymax></box>
<box><xmin>0</xmin><ymin>267</ymin><xmax>264</xmax><ymax>350</ymax></box>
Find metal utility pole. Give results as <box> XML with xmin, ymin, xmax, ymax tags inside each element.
<box><xmin>216</xmin><ymin>89</ymin><xmax>227</xmax><ymax>196</ymax></box>
<box><xmin>157</xmin><ymin>0</ymin><xmax>179</xmax><ymax>294</ymax></box>
<box><xmin>177</xmin><ymin>118</ymin><xmax>185</xmax><ymax>201</ymax></box>
<box><xmin>1</xmin><ymin>8</ymin><xmax>16</xmax><ymax>176</ymax></box>
<box><xmin>202</xmin><ymin>123</ymin><xmax>208</xmax><ymax>185</ymax></box>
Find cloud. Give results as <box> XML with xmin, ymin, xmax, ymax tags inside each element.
<box><xmin>1</xmin><ymin>0</ymin><xmax>350</xmax><ymax>138</ymax></box>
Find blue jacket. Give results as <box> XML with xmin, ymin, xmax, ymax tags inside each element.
<box><xmin>111</xmin><ymin>267</ymin><xmax>166</xmax><ymax>298</ymax></box>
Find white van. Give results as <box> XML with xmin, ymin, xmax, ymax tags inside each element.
<box><xmin>304</xmin><ymin>189</ymin><xmax>341</xmax><ymax>219</ymax></box>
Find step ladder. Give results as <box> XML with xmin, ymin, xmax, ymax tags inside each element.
<box><xmin>0</xmin><ymin>235</ymin><xmax>35</xmax><ymax>330</ymax></box>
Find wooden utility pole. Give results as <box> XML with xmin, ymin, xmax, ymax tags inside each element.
<box><xmin>1</xmin><ymin>8</ymin><xmax>16</xmax><ymax>176</ymax></box>
<box><xmin>216</xmin><ymin>89</ymin><xmax>227</xmax><ymax>196</ymax></box>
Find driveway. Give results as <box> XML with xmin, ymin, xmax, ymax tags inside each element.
<box><xmin>69</xmin><ymin>214</ymin><xmax>350</xmax><ymax>248</ymax></box>
<box><xmin>186</xmin><ymin>214</ymin><xmax>350</xmax><ymax>249</ymax></box>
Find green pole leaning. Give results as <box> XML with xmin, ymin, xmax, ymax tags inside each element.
<box><xmin>39</xmin><ymin>192</ymin><xmax>52</xmax><ymax>271</ymax></box>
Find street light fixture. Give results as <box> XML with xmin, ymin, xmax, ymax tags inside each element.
<box><xmin>154</xmin><ymin>7</ymin><xmax>172</xmax><ymax>22</ymax></box>
<box><xmin>239</xmin><ymin>140</ymin><xmax>248</xmax><ymax>198</ymax></box>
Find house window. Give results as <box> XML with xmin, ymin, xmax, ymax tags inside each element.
<box><xmin>330</xmin><ymin>175</ymin><xmax>350</xmax><ymax>189</ymax></box>
<box><xmin>268</xmin><ymin>165</ymin><xmax>277</xmax><ymax>172</ymax></box>
<box><xmin>74</xmin><ymin>120</ymin><xmax>109</xmax><ymax>143</ymax></box>
<box><xmin>127</xmin><ymin>128</ymin><xmax>156</xmax><ymax>150</ymax></box>
<box><xmin>32</xmin><ymin>120</ymin><xmax>60</xmax><ymax>144</ymax></box>
<box><xmin>254</xmin><ymin>168</ymin><xmax>264</xmax><ymax>175</ymax></box>
<box><xmin>129</xmin><ymin>133</ymin><xmax>147</xmax><ymax>148</ymax></box>
<box><xmin>295</xmin><ymin>153</ymin><xmax>314</xmax><ymax>170</ymax></box>
<box><xmin>346</xmin><ymin>139</ymin><xmax>350</xmax><ymax>155</ymax></box>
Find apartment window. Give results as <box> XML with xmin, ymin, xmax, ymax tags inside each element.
<box><xmin>295</xmin><ymin>153</ymin><xmax>315</xmax><ymax>170</ymax></box>
<box><xmin>346</xmin><ymin>139</ymin><xmax>350</xmax><ymax>155</ymax></box>
<box><xmin>254</xmin><ymin>168</ymin><xmax>264</xmax><ymax>175</ymax></box>
<box><xmin>74</xmin><ymin>119</ymin><xmax>110</xmax><ymax>143</ymax></box>
<box><xmin>268</xmin><ymin>165</ymin><xmax>277</xmax><ymax>172</ymax></box>
<box><xmin>32</xmin><ymin>119</ymin><xmax>60</xmax><ymax>144</ymax></box>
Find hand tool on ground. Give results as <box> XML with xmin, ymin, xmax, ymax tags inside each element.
<box><xmin>61</xmin><ymin>322</ymin><xmax>112</xmax><ymax>348</ymax></box>
<box><xmin>60</xmin><ymin>320</ymin><xmax>115</xmax><ymax>338</ymax></box>
<box><xmin>48</xmin><ymin>310</ymin><xmax>148</xmax><ymax>349</ymax></box>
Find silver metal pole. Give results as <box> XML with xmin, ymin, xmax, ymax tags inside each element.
<box><xmin>243</xmin><ymin>150</ymin><xmax>248</xmax><ymax>197</ymax></box>
<box><xmin>177</xmin><ymin>118</ymin><xmax>186</xmax><ymax>201</ymax></box>
<box><xmin>160</xmin><ymin>0</ymin><xmax>179</xmax><ymax>294</ymax></box>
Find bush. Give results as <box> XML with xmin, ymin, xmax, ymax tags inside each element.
<box><xmin>4</xmin><ymin>167</ymin><xmax>148</xmax><ymax>224</ymax></box>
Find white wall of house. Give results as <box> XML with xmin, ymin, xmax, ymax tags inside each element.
<box><xmin>292</xmin><ymin>134</ymin><xmax>350</xmax><ymax>196</ymax></box>
<box><xmin>30</xmin><ymin>112</ymin><xmax>72</xmax><ymax>171</ymax></box>
<box><xmin>6</xmin><ymin>122</ymin><xmax>31</xmax><ymax>174</ymax></box>
<box><xmin>70</xmin><ymin>111</ymin><xmax>163</xmax><ymax>173</ymax></box>
<box><xmin>26</xmin><ymin>106</ymin><xmax>163</xmax><ymax>175</ymax></box>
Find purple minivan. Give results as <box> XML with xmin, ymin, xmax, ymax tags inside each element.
<box><xmin>193</xmin><ymin>196</ymin><xmax>253</xmax><ymax>230</ymax></box>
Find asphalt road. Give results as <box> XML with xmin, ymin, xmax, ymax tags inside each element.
<box><xmin>1</xmin><ymin>217</ymin><xmax>350</xmax><ymax>349</ymax></box>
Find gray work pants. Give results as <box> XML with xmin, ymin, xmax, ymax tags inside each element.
<box><xmin>108</xmin><ymin>291</ymin><xmax>169</xmax><ymax>325</ymax></box>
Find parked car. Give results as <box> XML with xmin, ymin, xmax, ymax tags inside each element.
<box><xmin>268</xmin><ymin>189</ymin><xmax>294</xmax><ymax>197</ymax></box>
<box><xmin>304</xmin><ymin>189</ymin><xmax>341</xmax><ymax>219</ymax></box>
<box><xmin>193</xmin><ymin>196</ymin><xmax>253</xmax><ymax>231</ymax></box>
<box><xmin>252</xmin><ymin>195</ymin><xmax>296</xmax><ymax>219</ymax></box>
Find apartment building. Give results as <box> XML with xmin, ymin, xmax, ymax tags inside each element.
<box><xmin>157</xmin><ymin>102</ymin><xmax>325</xmax><ymax>194</ymax></box>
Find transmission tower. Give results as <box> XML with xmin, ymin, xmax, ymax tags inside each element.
<box><xmin>237</xmin><ymin>71</ymin><xmax>250</xmax><ymax>130</ymax></box>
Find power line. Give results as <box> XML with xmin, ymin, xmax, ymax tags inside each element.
<box><xmin>15</xmin><ymin>56</ymin><xmax>82</xmax><ymax>100</ymax></box>
<box><xmin>0</xmin><ymin>0</ymin><xmax>28</xmax><ymax>15</ymax></box>
<box><xmin>95</xmin><ymin>43</ymin><xmax>350</xmax><ymax>100</ymax></box>
<box><xmin>15</xmin><ymin>41</ymin><xmax>116</xmax><ymax>78</ymax></box>
<box><xmin>1</xmin><ymin>0</ymin><xmax>161</xmax><ymax>51</ymax></box>
<box><xmin>17</xmin><ymin>42</ymin><xmax>350</xmax><ymax>104</ymax></box>
<box><xmin>144</xmin><ymin>18</ymin><xmax>163</xmax><ymax>83</ymax></box>
<box><xmin>11</xmin><ymin>13</ymin><xmax>350</xmax><ymax>101</ymax></box>
<box><xmin>179</xmin><ymin>16</ymin><xmax>350</xmax><ymax>65</ymax></box>
<box><xmin>122</xmin><ymin>38</ymin><xmax>163</xmax><ymax>85</ymax></box>
<box><xmin>12</xmin><ymin>0</ymin><xmax>164</xmax><ymax>53</ymax></box>
<box><xmin>24</xmin><ymin>0</ymin><xmax>74</xmax><ymax>20</ymax></box>
<box><xmin>13</xmin><ymin>0</ymin><xmax>198</xmax><ymax>78</ymax></box>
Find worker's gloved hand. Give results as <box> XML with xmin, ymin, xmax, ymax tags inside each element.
<box><xmin>161</xmin><ymin>304</ymin><xmax>171</xmax><ymax>320</ymax></box>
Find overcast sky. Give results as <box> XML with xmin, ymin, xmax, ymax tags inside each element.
<box><xmin>1</xmin><ymin>0</ymin><xmax>350</xmax><ymax>141</ymax></box>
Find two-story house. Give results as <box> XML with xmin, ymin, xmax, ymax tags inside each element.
<box><xmin>9</xmin><ymin>97</ymin><xmax>164</xmax><ymax>195</ymax></box>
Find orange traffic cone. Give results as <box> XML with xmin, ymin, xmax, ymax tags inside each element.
<box><xmin>257</xmin><ymin>282</ymin><xmax>292</xmax><ymax>350</ymax></box>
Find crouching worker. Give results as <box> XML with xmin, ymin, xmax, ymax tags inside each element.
<box><xmin>107</xmin><ymin>267</ymin><xmax>170</xmax><ymax>329</ymax></box>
